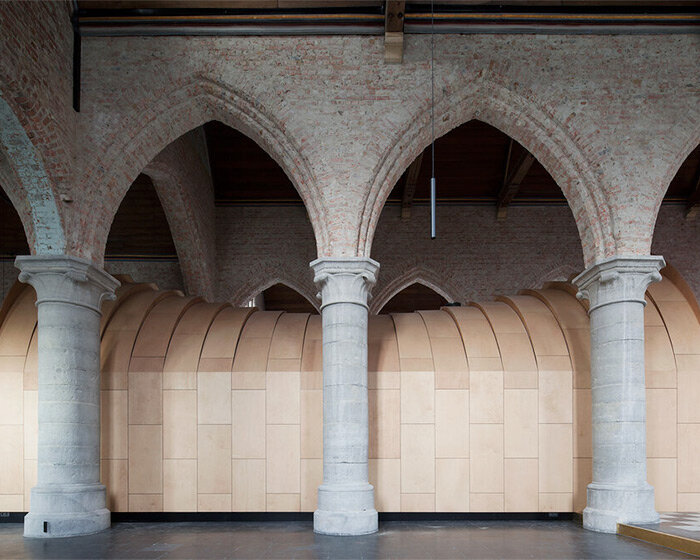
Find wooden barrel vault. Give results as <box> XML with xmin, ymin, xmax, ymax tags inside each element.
<box><xmin>0</xmin><ymin>266</ymin><xmax>698</xmax><ymax>514</ymax></box>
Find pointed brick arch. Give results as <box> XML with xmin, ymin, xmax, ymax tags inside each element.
<box><xmin>370</xmin><ymin>266</ymin><xmax>457</xmax><ymax>315</ymax></box>
<box><xmin>78</xmin><ymin>77</ymin><xmax>325</xmax><ymax>263</ymax></box>
<box><xmin>235</xmin><ymin>277</ymin><xmax>320</xmax><ymax>313</ymax></box>
<box><xmin>361</xmin><ymin>78</ymin><xmax>612</xmax><ymax>267</ymax></box>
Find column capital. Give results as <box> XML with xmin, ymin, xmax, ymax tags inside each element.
<box><xmin>15</xmin><ymin>255</ymin><xmax>120</xmax><ymax>314</ymax></box>
<box><xmin>574</xmin><ymin>256</ymin><xmax>665</xmax><ymax>313</ymax></box>
<box><xmin>310</xmin><ymin>257</ymin><xmax>379</xmax><ymax>310</ymax></box>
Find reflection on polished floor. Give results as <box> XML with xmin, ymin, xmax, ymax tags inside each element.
<box><xmin>0</xmin><ymin>520</ymin><xmax>694</xmax><ymax>559</ymax></box>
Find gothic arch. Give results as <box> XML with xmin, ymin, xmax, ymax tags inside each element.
<box><xmin>370</xmin><ymin>266</ymin><xmax>457</xmax><ymax>315</ymax></box>
<box><xmin>234</xmin><ymin>277</ymin><xmax>320</xmax><ymax>313</ymax></box>
<box><xmin>361</xmin><ymin>77</ymin><xmax>612</xmax><ymax>267</ymax></box>
<box><xmin>79</xmin><ymin>77</ymin><xmax>325</xmax><ymax>263</ymax></box>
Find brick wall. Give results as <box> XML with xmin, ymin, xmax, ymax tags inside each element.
<box><xmin>210</xmin><ymin>203</ymin><xmax>699</xmax><ymax>311</ymax></box>
<box><xmin>212</xmin><ymin>203</ymin><xmax>584</xmax><ymax>310</ymax></box>
<box><xmin>104</xmin><ymin>259</ymin><xmax>185</xmax><ymax>294</ymax></box>
<box><xmin>2</xmin><ymin>203</ymin><xmax>698</xmax><ymax>316</ymax></box>
<box><xmin>652</xmin><ymin>205</ymin><xmax>700</xmax><ymax>302</ymax></box>
<box><xmin>73</xmin><ymin>34</ymin><xmax>698</xmax><ymax>264</ymax></box>
<box><xmin>0</xmin><ymin>0</ymin><xmax>73</xmax><ymax>252</ymax></box>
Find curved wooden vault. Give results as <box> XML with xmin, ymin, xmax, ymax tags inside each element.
<box><xmin>0</xmin><ymin>267</ymin><xmax>699</xmax><ymax>514</ymax></box>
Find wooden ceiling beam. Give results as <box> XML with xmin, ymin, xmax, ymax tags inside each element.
<box><xmin>497</xmin><ymin>148</ymin><xmax>535</xmax><ymax>220</ymax></box>
<box><xmin>685</xmin><ymin>164</ymin><xmax>700</xmax><ymax>220</ymax></box>
<box><xmin>384</xmin><ymin>1</ymin><xmax>405</xmax><ymax>64</ymax></box>
<box><xmin>401</xmin><ymin>151</ymin><xmax>424</xmax><ymax>220</ymax></box>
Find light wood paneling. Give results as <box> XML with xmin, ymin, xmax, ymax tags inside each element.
<box><xmin>504</xmin><ymin>389</ymin><xmax>537</xmax><ymax>458</ymax></box>
<box><xmin>435</xmin><ymin>390</ymin><xmax>469</xmax><ymax>458</ymax></box>
<box><xmin>198</xmin><ymin>425</ymin><xmax>232</xmax><ymax>494</ymax></box>
<box><xmin>266</xmin><ymin>425</ymin><xmax>300</xmax><ymax>494</ymax></box>
<box><xmin>232</xmin><ymin>390</ymin><xmax>265</xmax><ymax>459</ymax></box>
<box><xmin>3</xmin><ymin>275</ymin><xmax>700</xmax><ymax>515</ymax></box>
<box><xmin>233</xmin><ymin>459</ymin><xmax>266</xmax><ymax>511</ymax></box>
<box><xmin>163</xmin><ymin>390</ymin><xmax>197</xmax><ymax>458</ymax></box>
<box><xmin>436</xmin><ymin>458</ymin><xmax>469</xmax><ymax>511</ymax></box>
<box><xmin>370</xmin><ymin>389</ymin><xmax>401</xmax><ymax>459</ymax></box>
<box><xmin>163</xmin><ymin>303</ymin><xmax>227</xmax><ymax>389</ymax></box>
<box><xmin>505</xmin><ymin>458</ymin><xmax>538</xmax><ymax>511</ymax></box>
<box><xmin>401</xmin><ymin>424</ymin><xmax>435</xmax><ymax>494</ymax></box>
<box><xmin>370</xmin><ymin>458</ymin><xmax>401</xmax><ymax>512</ymax></box>
<box><xmin>163</xmin><ymin>459</ymin><xmax>197</xmax><ymax>511</ymax></box>
<box><xmin>470</xmin><ymin>424</ymin><xmax>504</xmax><ymax>494</ymax></box>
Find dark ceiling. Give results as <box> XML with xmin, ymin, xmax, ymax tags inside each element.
<box><xmin>380</xmin><ymin>282</ymin><xmax>448</xmax><ymax>314</ymax></box>
<box><xmin>204</xmin><ymin>122</ymin><xmax>298</xmax><ymax>203</ymax></box>
<box><xmin>105</xmin><ymin>174</ymin><xmax>178</xmax><ymax>257</ymax></box>
<box><xmin>261</xmin><ymin>283</ymin><xmax>317</xmax><ymax>314</ymax></box>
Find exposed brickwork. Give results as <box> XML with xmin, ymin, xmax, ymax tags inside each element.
<box><xmin>212</xmin><ymin>204</ymin><xmax>585</xmax><ymax>310</ymax></box>
<box><xmin>103</xmin><ymin>259</ymin><xmax>185</xmax><ymax>294</ymax></box>
<box><xmin>215</xmin><ymin>205</ymin><xmax>318</xmax><ymax>306</ymax></box>
<box><xmin>144</xmin><ymin>130</ymin><xmax>217</xmax><ymax>300</ymax></box>
<box><xmin>0</xmin><ymin>0</ymin><xmax>73</xmax><ymax>253</ymax></box>
<box><xmin>652</xmin><ymin>205</ymin><xmax>700</xmax><ymax>304</ymax></box>
<box><xmin>72</xmin><ymin>34</ymin><xmax>699</xmax><ymax>265</ymax></box>
<box><xmin>2</xmin><ymin>204</ymin><xmax>699</xmax><ymax>316</ymax></box>
<box><xmin>210</xmin><ymin>203</ymin><xmax>700</xmax><ymax>312</ymax></box>
<box><xmin>0</xmin><ymin>13</ymin><xmax>698</xmax><ymax>273</ymax></box>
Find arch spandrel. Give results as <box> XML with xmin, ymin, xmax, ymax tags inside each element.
<box><xmin>371</xmin><ymin>267</ymin><xmax>457</xmax><ymax>316</ymax></box>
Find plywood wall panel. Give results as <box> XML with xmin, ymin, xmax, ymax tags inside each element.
<box><xmin>370</xmin><ymin>458</ymin><xmax>401</xmax><ymax>511</ymax></box>
<box><xmin>200</xmin><ymin>307</ymin><xmax>254</xmax><ymax>361</ymax></box>
<box><xmin>163</xmin><ymin>303</ymin><xmax>227</xmax><ymax>390</ymax></box>
<box><xmin>504</xmin><ymin>458</ymin><xmax>538</xmax><ymax>512</ymax></box>
<box><xmin>0</xmin><ymin>356</ymin><xmax>23</xmax><ymax>425</ymax></box>
<box><xmin>0</xmin><ymin>288</ymin><xmax>39</xmax><ymax>356</ymax></box>
<box><xmin>369</xmin><ymin>389</ymin><xmax>400</xmax><ymax>459</ymax></box>
<box><xmin>436</xmin><ymin>458</ymin><xmax>469</xmax><ymax>512</ymax></box>
<box><xmin>233</xmin><ymin>459</ymin><xmax>266</xmax><ymax>511</ymax></box>
<box><xmin>131</xmin><ymin>295</ymin><xmax>200</xmax><ymax>358</ymax></box>
<box><xmin>3</xmin><ymin>275</ymin><xmax>700</xmax><ymax>514</ymax></box>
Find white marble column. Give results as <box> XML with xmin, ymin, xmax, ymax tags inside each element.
<box><xmin>310</xmin><ymin>257</ymin><xmax>379</xmax><ymax>536</ymax></box>
<box><xmin>574</xmin><ymin>255</ymin><xmax>664</xmax><ymax>533</ymax></box>
<box><xmin>16</xmin><ymin>255</ymin><xmax>119</xmax><ymax>538</ymax></box>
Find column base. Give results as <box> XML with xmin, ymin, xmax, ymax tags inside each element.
<box><xmin>314</xmin><ymin>483</ymin><xmax>378</xmax><ymax>536</ymax></box>
<box><xmin>24</xmin><ymin>483</ymin><xmax>111</xmax><ymax>538</ymax></box>
<box><xmin>583</xmin><ymin>482</ymin><xmax>659</xmax><ymax>533</ymax></box>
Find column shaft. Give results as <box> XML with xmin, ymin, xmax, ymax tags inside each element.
<box><xmin>311</xmin><ymin>257</ymin><xmax>379</xmax><ymax>536</ymax></box>
<box><xmin>16</xmin><ymin>255</ymin><xmax>119</xmax><ymax>538</ymax></box>
<box><xmin>575</xmin><ymin>256</ymin><xmax>664</xmax><ymax>533</ymax></box>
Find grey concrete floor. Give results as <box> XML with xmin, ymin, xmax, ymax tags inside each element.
<box><xmin>0</xmin><ymin>520</ymin><xmax>693</xmax><ymax>559</ymax></box>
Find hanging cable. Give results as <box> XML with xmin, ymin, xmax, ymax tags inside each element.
<box><xmin>430</xmin><ymin>0</ymin><xmax>436</xmax><ymax>239</ymax></box>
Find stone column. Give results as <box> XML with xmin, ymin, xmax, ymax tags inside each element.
<box><xmin>310</xmin><ymin>257</ymin><xmax>379</xmax><ymax>536</ymax></box>
<box><xmin>16</xmin><ymin>255</ymin><xmax>119</xmax><ymax>538</ymax></box>
<box><xmin>574</xmin><ymin>255</ymin><xmax>664</xmax><ymax>533</ymax></box>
